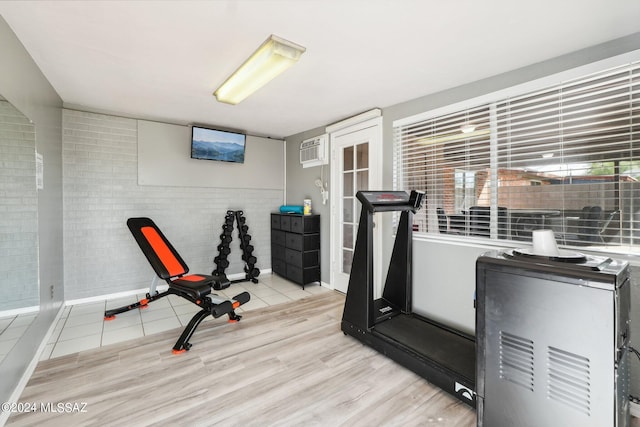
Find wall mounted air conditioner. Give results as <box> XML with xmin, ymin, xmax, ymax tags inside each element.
<box><xmin>300</xmin><ymin>134</ymin><xmax>328</xmax><ymax>168</ymax></box>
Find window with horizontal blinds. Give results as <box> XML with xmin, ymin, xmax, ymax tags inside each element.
<box><xmin>393</xmin><ymin>105</ymin><xmax>492</xmax><ymax>236</ymax></box>
<box><xmin>394</xmin><ymin>61</ymin><xmax>640</xmax><ymax>249</ymax></box>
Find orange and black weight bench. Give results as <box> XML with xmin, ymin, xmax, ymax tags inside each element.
<box><xmin>104</xmin><ymin>217</ymin><xmax>250</xmax><ymax>354</ymax></box>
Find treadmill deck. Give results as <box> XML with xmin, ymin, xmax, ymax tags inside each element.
<box><xmin>373</xmin><ymin>313</ymin><xmax>476</xmax><ymax>382</ymax></box>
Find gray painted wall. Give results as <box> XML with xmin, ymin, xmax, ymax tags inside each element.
<box><xmin>0</xmin><ymin>15</ymin><xmax>64</xmax><ymax>406</ymax></box>
<box><xmin>137</xmin><ymin>120</ymin><xmax>284</xmax><ymax>190</ymax></box>
<box><xmin>284</xmin><ymin>126</ymin><xmax>331</xmax><ymax>282</ymax></box>
<box><xmin>63</xmin><ymin>109</ymin><xmax>284</xmax><ymax>300</ymax></box>
<box><xmin>285</xmin><ymin>32</ymin><xmax>640</xmax><ymax>397</ymax></box>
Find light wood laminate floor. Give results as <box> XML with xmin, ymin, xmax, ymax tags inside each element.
<box><xmin>8</xmin><ymin>291</ymin><xmax>476</xmax><ymax>426</ymax></box>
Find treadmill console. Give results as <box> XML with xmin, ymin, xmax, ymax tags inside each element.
<box><xmin>357</xmin><ymin>190</ymin><xmax>425</xmax><ymax>212</ymax></box>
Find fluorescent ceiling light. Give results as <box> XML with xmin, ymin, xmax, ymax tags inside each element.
<box><xmin>214</xmin><ymin>35</ymin><xmax>306</xmax><ymax>105</ymax></box>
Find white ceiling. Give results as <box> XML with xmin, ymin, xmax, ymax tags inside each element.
<box><xmin>1</xmin><ymin>1</ymin><xmax>639</xmax><ymax>139</ymax></box>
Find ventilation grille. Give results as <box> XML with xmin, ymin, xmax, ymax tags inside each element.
<box><xmin>300</xmin><ymin>134</ymin><xmax>328</xmax><ymax>167</ymax></box>
<box><xmin>499</xmin><ymin>331</ymin><xmax>534</xmax><ymax>391</ymax></box>
<box><xmin>300</xmin><ymin>143</ymin><xmax>320</xmax><ymax>162</ymax></box>
<box><xmin>547</xmin><ymin>346</ymin><xmax>591</xmax><ymax>416</ymax></box>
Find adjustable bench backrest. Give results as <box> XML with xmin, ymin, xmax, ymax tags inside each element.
<box><xmin>127</xmin><ymin>217</ymin><xmax>189</xmax><ymax>280</ymax></box>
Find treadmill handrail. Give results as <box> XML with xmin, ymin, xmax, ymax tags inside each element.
<box><xmin>357</xmin><ymin>190</ymin><xmax>425</xmax><ymax>213</ymax></box>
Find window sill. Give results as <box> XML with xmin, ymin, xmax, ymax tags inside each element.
<box><xmin>414</xmin><ymin>233</ymin><xmax>640</xmax><ymax>267</ymax></box>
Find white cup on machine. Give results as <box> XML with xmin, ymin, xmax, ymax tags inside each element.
<box><xmin>531</xmin><ymin>229</ymin><xmax>560</xmax><ymax>256</ymax></box>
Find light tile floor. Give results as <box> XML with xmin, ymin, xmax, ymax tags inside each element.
<box><xmin>0</xmin><ymin>311</ymin><xmax>38</xmax><ymax>364</ymax></box>
<box><xmin>38</xmin><ymin>274</ymin><xmax>329</xmax><ymax>360</ymax></box>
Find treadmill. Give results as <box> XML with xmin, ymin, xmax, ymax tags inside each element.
<box><xmin>341</xmin><ymin>190</ymin><xmax>476</xmax><ymax>407</ymax></box>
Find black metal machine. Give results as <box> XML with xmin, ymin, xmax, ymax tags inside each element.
<box><xmin>476</xmin><ymin>250</ymin><xmax>631</xmax><ymax>426</ymax></box>
<box><xmin>341</xmin><ymin>190</ymin><xmax>477</xmax><ymax>407</ymax></box>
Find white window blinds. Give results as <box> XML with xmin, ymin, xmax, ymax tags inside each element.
<box><xmin>394</xmin><ymin>61</ymin><xmax>640</xmax><ymax>249</ymax></box>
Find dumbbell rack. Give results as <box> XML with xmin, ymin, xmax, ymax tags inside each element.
<box><xmin>213</xmin><ymin>210</ymin><xmax>260</xmax><ymax>284</ymax></box>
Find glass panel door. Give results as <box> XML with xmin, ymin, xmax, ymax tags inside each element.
<box><xmin>330</xmin><ymin>116</ymin><xmax>381</xmax><ymax>295</ymax></box>
<box><xmin>341</xmin><ymin>143</ymin><xmax>369</xmax><ymax>275</ymax></box>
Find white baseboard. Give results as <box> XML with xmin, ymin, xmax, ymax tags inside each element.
<box><xmin>631</xmin><ymin>401</ymin><xmax>640</xmax><ymax>418</ymax></box>
<box><xmin>256</xmin><ymin>268</ymin><xmax>271</xmax><ymax>277</ymax></box>
<box><xmin>65</xmin><ymin>270</ymin><xmax>271</xmax><ymax>307</ymax></box>
<box><xmin>65</xmin><ymin>284</ymin><xmax>169</xmax><ymax>307</ymax></box>
<box><xmin>0</xmin><ymin>305</ymin><xmax>39</xmax><ymax>318</ymax></box>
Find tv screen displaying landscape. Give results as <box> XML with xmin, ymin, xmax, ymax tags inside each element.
<box><xmin>191</xmin><ymin>126</ymin><xmax>246</xmax><ymax>163</ymax></box>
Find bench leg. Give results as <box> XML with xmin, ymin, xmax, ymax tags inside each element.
<box><xmin>172</xmin><ymin>309</ymin><xmax>210</xmax><ymax>354</ymax></box>
<box><xmin>104</xmin><ymin>290</ymin><xmax>171</xmax><ymax>320</ymax></box>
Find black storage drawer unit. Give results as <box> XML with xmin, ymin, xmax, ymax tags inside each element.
<box><xmin>285</xmin><ymin>248</ymin><xmax>319</xmax><ymax>267</ymax></box>
<box><xmin>290</xmin><ymin>215</ymin><xmax>319</xmax><ymax>233</ymax></box>
<box><xmin>270</xmin><ymin>215</ymin><xmax>282</xmax><ymax>229</ymax></box>
<box><xmin>287</xmin><ymin>264</ymin><xmax>320</xmax><ymax>285</ymax></box>
<box><xmin>280</xmin><ymin>215</ymin><xmax>291</xmax><ymax>231</ymax></box>
<box><xmin>272</xmin><ymin>258</ymin><xmax>286</xmax><ymax>276</ymax></box>
<box><xmin>271</xmin><ymin>213</ymin><xmax>320</xmax><ymax>289</ymax></box>
<box><xmin>272</xmin><ymin>230</ymin><xmax>286</xmax><ymax>246</ymax></box>
<box><xmin>285</xmin><ymin>233</ymin><xmax>320</xmax><ymax>252</ymax></box>
<box><xmin>271</xmin><ymin>243</ymin><xmax>286</xmax><ymax>260</ymax></box>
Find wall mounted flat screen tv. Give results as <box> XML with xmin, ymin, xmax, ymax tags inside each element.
<box><xmin>191</xmin><ymin>126</ymin><xmax>246</xmax><ymax>163</ymax></box>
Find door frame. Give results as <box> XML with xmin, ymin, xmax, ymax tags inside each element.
<box><xmin>328</xmin><ymin>112</ymin><xmax>383</xmax><ymax>293</ymax></box>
